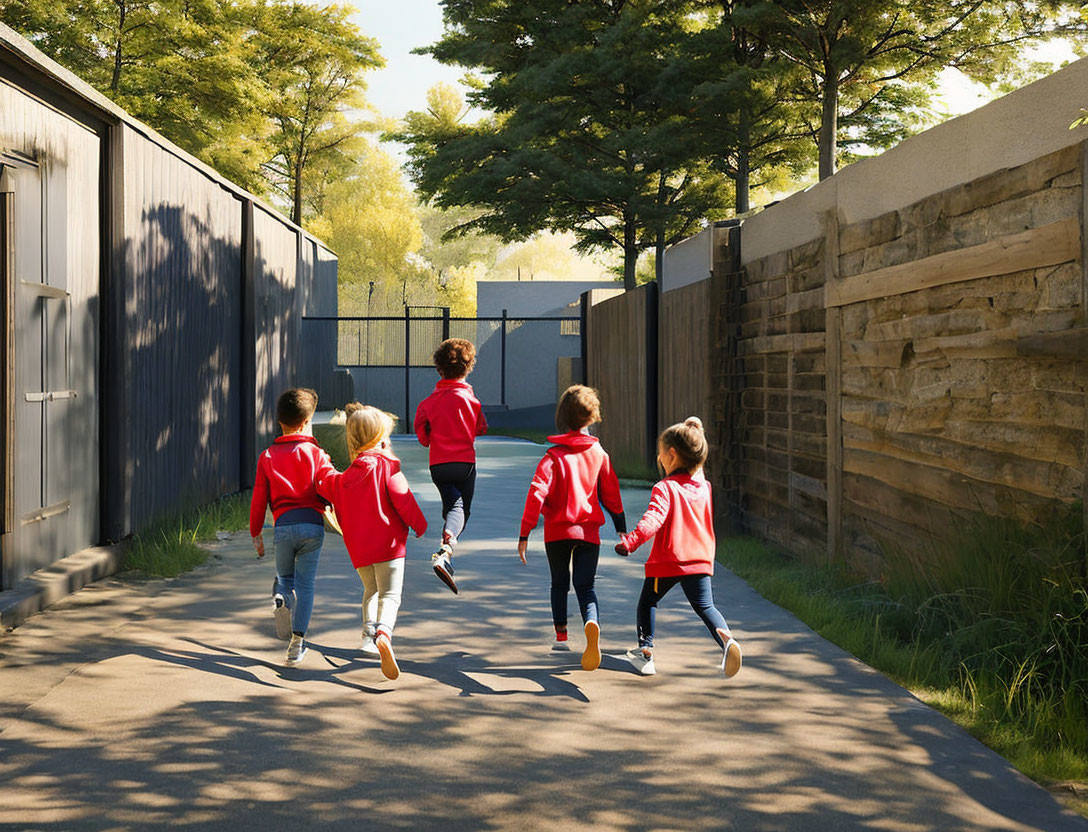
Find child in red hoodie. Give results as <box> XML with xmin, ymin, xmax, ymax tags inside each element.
<box><xmin>249</xmin><ymin>388</ymin><xmax>336</xmax><ymax>666</ymax></box>
<box><xmin>615</xmin><ymin>417</ymin><xmax>742</xmax><ymax>679</ymax></box>
<box><xmin>518</xmin><ymin>386</ymin><xmax>626</xmax><ymax>671</ymax></box>
<box><xmin>317</xmin><ymin>404</ymin><xmax>427</xmax><ymax>681</ymax></box>
<box><xmin>414</xmin><ymin>338</ymin><xmax>487</xmax><ymax>595</ymax></box>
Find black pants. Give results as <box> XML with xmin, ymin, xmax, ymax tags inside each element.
<box><xmin>636</xmin><ymin>574</ymin><xmax>729</xmax><ymax>649</ymax></box>
<box><xmin>429</xmin><ymin>462</ymin><xmax>476</xmax><ymax>542</ymax></box>
<box><xmin>544</xmin><ymin>540</ymin><xmax>600</xmax><ymax>628</ymax></box>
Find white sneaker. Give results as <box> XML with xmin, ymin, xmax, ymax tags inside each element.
<box><xmin>285</xmin><ymin>633</ymin><xmax>307</xmax><ymax>665</ymax></box>
<box><xmin>551</xmin><ymin>638</ymin><xmax>571</xmax><ymax>652</ymax></box>
<box><xmin>626</xmin><ymin>647</ymin><xmax>656</xmax><ymax>676</ymax></box>
<box><xmin>431</xmin><ymin>545</ymin><xmax>458</xmax><ymax>594</ymax></box>
<box><xmin>718</xmin><ymin>629</ymin><xmax>742</xmax><ymax>678</ymax></box>
<box><xmin>273</xmin><ymin>594</ymin><xmax>292</xmax><ymax>641</ymax></box>
<box><xmin>361</xmin><ymin>634</ymin><xmax>380</xmax><ymax>658</ymax></box>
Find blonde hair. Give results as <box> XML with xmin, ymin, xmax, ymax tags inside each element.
<box><xmin>555</xmin><ymin>385</ymin><xmax>601</xmax><ymax>432</ymax></box>
<box><xmin>659</xmin><ymin>416</ymin><xmax>709</xmax><ymax>473</ymax></box>
<box><xmin>344</xmin><ymin>402</ymin><xmax>397</xmax><ymax>459</ymax></box>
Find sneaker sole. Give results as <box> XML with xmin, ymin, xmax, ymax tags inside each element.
<box><xmin>719</xmin><ymin>630</ymin><xmax>742</xmax><ymax>678</ymax></box>
<box><xmin>581</xmin><ymin>620</ymin><xmax>601</xmax><ymax>671</ymax></box>
<box><xmin>274</xmin><ymin>604</ymin><xmax>292</xmax><ymax>640</ymax></box>
<box><xmin>433</xmin><ymin>562</ymin><xmax>459</xmax><ymax>595</ymax></box>
<box><xmin>377</xmin><ymin>638</ymin><xmax>400</xmax><ymax>680</ymax></box>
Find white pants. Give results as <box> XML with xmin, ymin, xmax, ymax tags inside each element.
<box><xmin>356</xmin><ymin>559</ymin><xmax>404</xmax><ymax>637</ymax></box>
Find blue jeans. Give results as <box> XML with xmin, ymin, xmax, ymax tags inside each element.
<box><xmin>273</xmin><ymin>523</ymin><xmax>324</xmax><ymax>636</ymax></box>
<box><xmin>636</xmin><ymin>574</ymin><xmax>729</xmax><ymax>649</ymax></box>
<box><xmin>545</xmin><ymin>540</ymin><xmax>599</xmax><ymax>627</ymax></box>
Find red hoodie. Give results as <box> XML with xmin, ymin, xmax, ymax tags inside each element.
<box><xmin>316</xmin><ymin>451</ymin><xmax>427</xmax><ymax>568</ymax></box>
<box><xmin>249</xmin><ymin>435</ymin><xmax>335</xmax><ymax>537</ymax></box>
<box><xmin>620</xmin><ymin>471</ymin><xmax>716</xmax><ymax>578</ymax></box>
<box><xmin>519</xmin><ymin>432</ymin><xmax>626</xmax><ymax>544</ymax></box>
<box><xmin>415</xmin><ymin>379</ymin><xmax>488</xmax><ymax>465</ymax></box>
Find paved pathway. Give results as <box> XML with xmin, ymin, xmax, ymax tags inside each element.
<box><xmin>0</xmin><ymin>437</ymin><xmax>1084</xmax><ymax>831</ymax></box>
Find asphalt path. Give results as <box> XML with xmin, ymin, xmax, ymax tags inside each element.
<box><xmin>0</xmin><ymin>436</ymin><xmax>1084</xmax><ymax>831</ymax></box>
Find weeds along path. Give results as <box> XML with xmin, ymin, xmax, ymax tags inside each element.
<box><xmin>0</xmin><ymin>437</ymin><xmax>1084</xmax><ymax>831</ymax></box>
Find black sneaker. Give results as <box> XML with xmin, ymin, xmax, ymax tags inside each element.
<box><xmin>431</xmin><ymin>545</ymin><xmax>458</xmax><ymax>594</ymax></box>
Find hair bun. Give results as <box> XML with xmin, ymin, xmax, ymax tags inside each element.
<box><xmin>344</xmin><ymin>402</ymin><xmax>364</xmax><ymax>417</ymax></box>
<box><xmin>684</xmin><ymin>416</ymin><xmax>704</xmax><ymax>431</ymax></box>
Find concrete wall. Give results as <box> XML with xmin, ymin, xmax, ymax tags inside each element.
<box><xmin>661</xmin><ymin>222</ymin><xmax>734</xmax><ymax>293</ymax></box>
<box><xmin>742</xmin><ymin>55</ymin><xmax>1088</xmax><ymax>264</ymax></box>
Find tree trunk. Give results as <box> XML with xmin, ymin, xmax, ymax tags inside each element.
<box><xmin>291</xmin><ymin>160</ymin><xmax>304</xmax><ymax>226</ymax></box>
<box><xmin>735</xmin><ymin>106</ymin><xmax>751</xmax><ymax>214</ymax></box>
<box><xmin>623</xmin><ymin>218</ymin><xmax>637</xmax><ymax>292</ymax></box>
<box><xmin>818</xmin><ymin>70</ymin><xmax>838</xmax><ymax>181</ymax></box>
<box><xmin>655</xmin><ymin>228</ymin><xmax>664</xmax><ymax>283</ymax></box>
<box><xmin>111</xmin><ymin>1</ymin><xmax>125</xmax><ymax>95</ymax></box>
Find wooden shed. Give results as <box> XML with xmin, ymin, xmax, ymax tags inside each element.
<box><xmin>0</xmin><ymin>23</ymin><xmax>342</xmax><ymax>592</ymax></box>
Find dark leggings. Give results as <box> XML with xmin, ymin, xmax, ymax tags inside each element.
<box><xmin>637</xmin><ymin>574</ymin><xmax>729</xmax><ymax>649</ymax></box>
<box><xmin>430</xmin><ymin>462</ymin><xmax>476</xmax><ymax>542</ymax></box>
<box><xmin>545</xmin><ymin>541</ymin><xmax>600</xmax><ymax>627</ymax></box>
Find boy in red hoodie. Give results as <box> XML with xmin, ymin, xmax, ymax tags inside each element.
<box><xmin>414</xmin><ymin>338</ymin><xmax>487</xmax><ymax>594</ymax></box>
<box><xmin>518</xmin><ymin>386</ymin><xmax>626</xmax><ymax>671</ymax></box>
<box><xmin>615</xmin><ymin>417</ymin><xmax>742</xmax><ymax>679</ymax></box>
<box><xmin>249</xmin><ymin>388</ymin><xmax>335</xmax><ymax>665</ymax></box>
<box><xmin>317</xmin><ymin>404</ymin><xmax>427</xmax><ymax>681</ymax></box>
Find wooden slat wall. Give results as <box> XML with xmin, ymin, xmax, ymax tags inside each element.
<box><xmin>835</xmin><ymin>144</ymin><xmax>1084</xmax><ymax>567</ymax></box>
<box><xmin>587</xmin><ymin>283</ymin><xmax>656</xmax><ymax>478</ymax></box>
<box><xmin>728</xmin><ymin>237</ymin><xmax>829</xmax><ymax>557</ymax></box>
<box><xmin>659</xmin><ymin>279</ymin><xmax>711</xmax><ymax>431</ymax></box>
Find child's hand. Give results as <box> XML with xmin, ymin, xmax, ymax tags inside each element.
<box><xmin>614</xmin><ymin>541</ymin><xmax>629</xmax><ymax>557</ymax></box>
<box><xmin>253</xmin><ymin>535</ymin><xmax>265</xmax><ymax>558</ymax></box>
<box><xmin>517</xmin><ymin>539</ymin><xmax>528</xmax><ymax>564</ymax></box>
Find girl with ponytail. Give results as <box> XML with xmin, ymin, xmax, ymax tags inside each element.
<box><xmin>615</xmin><ymin>417</ymin><xmax>742</xmax><ymax>679</ymax></box>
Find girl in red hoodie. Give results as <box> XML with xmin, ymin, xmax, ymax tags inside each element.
<box><xmin>615</xmin><ymin>417</ymin><xmax>742</xmax><ymax>679</ymax></box>
<box><xmin>518</xmin><ymin>386</ymin><xmax>626</xmax><ymax>671</ymax></box>
<box><xmin>317</xmin><ymin>404</ymin><xmax>427</xmax><ymax>681</ymax></box>
<box><xmin>414</xmin><ymin>338</ymin><xmax>487</xmax><ymax>595</ymax></box>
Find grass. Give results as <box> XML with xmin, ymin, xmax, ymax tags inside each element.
<box><xmin>313</xmin><ymin>422</ymin><xmax>351</xmax><ymax>470</ymax></box>
<box><xmin>123</xmin><ymin>493</ymin><xmax>251</xmax><ymax>577</ymax></box>
<box><xmin>718</xmin><ymin>508</ymin><xmax>1088</xmax><ymax>812</ymax></box>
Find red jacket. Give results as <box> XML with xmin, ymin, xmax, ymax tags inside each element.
<box><xmin>520</xmin><ymin>432</ymin><xmax>625</xmax><ymax>544</ymax></box>
<box><xmin>621</xmin><ymin>471</ymin><xmax>716</xmax><ymax>578</ymax></box>
<box><xmin>249</xmin><ymin>435</ymin><xmax>335</xmax><ymax>537</ymax></box>
<box><xmin>316</xmin><ymin>451</ymin><xmax>427</xmax><ymax>568</ymax></box>
<box><xmin>414</xmin><ymin>379</ymin><xmax>487</xmax><ymax>465</ymax></box>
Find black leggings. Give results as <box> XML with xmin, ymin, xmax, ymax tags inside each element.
<box><xmin>429</xmin><ymin>462</ymin><xmax>476</xmax><ymax>542</ymax></box>
<box><xmin>636</xmin><ymin>574</ymin><xmax>730</xmax><ymax>649</ymax></box>
<box><xmin>544</xmin><ymin>540</ymin><xmax>600</xmax><ymax>628</ymax></box>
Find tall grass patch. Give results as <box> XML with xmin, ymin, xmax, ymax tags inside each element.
<box><xmin>719</xmin><ymin>506</ymin><xmax>1088</xmax><ymax>796</ymax></box>
<box><xmin>313</xmin><ymin>423</ymin><xmax>351</xmax><ymax>471</ymax></box>
<box><xmin>123</xmin><ymin>493</ymin><xmax>250</xmax><ymax>578</ymax></box>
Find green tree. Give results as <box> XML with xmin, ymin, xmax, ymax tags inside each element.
<box><xmin>768</xmin><ymin>0</ymin><xmax>1071</xmax><ymax>179</ymax></box>
<box><xmin>399</xmin><ymin>1</ymin><xmax>729</xmax><ymax>290</ymax></box>
<box><xmin>252</xmin><ymin>1</ymin><xmax>383</xmax><ymax>225</ymax></box>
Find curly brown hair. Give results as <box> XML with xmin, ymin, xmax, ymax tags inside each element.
<box><xmin>433</xmin><ymin>338</ymin><xmax>476</xmax><ymax>379</ymax></box>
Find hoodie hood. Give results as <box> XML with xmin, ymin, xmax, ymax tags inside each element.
<box><xmin>547</xmin><ymin>431</ymin><xmax>599</xmax><ymax>451</ymax></box>
<box><xmin>342</xmin><ymin>451</ymin><xmax>400</xmax><ymax>487</ymax></box>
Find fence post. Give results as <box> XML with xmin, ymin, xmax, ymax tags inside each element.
<box><xmin>404</xmin><ymin>306</ymin><xmax>411</xmax><ymax>432</ymax></box>
<box><xmin>442</xmin><ymin>306</ymin><xmax>450</xmax><ymax>341</ymax></box>
<box><xmin>645</xmin><ymin>283</ymin><xmax>659</xmax><ymax>469</ymax></box>
<box><xmin>500</xmin><ymin>308</ymin><xmax>508</xmax><ymax>406</ymax></box>
<box><xmin>579</xmin><ymin>292</ymin><xmax>589</xmax><ymax>385</ymax></box>
<box><xmin>240</xmin><ymin>199</ymin><xmax>256</xmax><ymax>489</ymax></box>
<box><xmin>824</xmin><ymin>211</ymin><xmax>843</xmax><ymax>563</ymax></box>
<box><xmin>1081</xmin><ymin>140</ymin><xmax>1088</xmax><ymax>575</ymax></box>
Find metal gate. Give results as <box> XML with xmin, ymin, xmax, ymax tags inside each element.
<box><xmin>0</xmin><ymin>153</ymin><xmax>99</xmax><ymax>589</ymax></box>
<box><xmin>302</xmin><ymin>308</ymin><xmax>584</xmax><ymax>431</ymax></box>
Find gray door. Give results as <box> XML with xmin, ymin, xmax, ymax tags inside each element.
<box><xmin>0</xmin><ymin>156</ymin><xmax>81</xmax><ymax>589</ymax></box>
